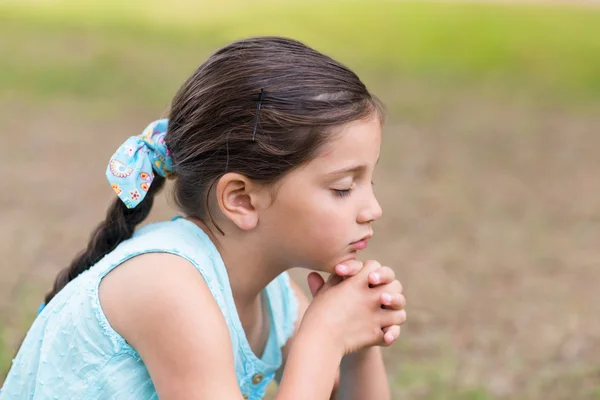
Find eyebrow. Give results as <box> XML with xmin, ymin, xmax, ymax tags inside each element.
<box><xmin>325</xmin><ymin>157</ymin><xmax>380</xmax><ymax>176</ymax></box>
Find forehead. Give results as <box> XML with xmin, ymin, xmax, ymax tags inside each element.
<box><xmin>310</xmin><ymin>117</ymin><xmax>382</xmax><ymax>171</ymax></box>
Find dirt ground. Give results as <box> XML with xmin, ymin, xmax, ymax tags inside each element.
<box><xmin>1</xmin><ymin>81</ymin><xmax>599</xmax><ymax>398</ymax></box>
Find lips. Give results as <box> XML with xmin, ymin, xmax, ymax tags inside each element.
<box><xmin>350</xmin><ymin>233</ymin><xmax>373</xmax><ymax>251</ymax></box>
<box><xmin>351</xmin><ymin>239</ymin><xmax>369</xmax><ymax>250</ymax></box>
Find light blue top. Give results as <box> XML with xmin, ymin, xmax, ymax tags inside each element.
<box><xmin>1</xmin><ymin>216</ymin><xmax>298</xmax><ymax>399</ymax></box>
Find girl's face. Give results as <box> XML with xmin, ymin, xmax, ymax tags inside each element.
<box><xmin>259</xmin><ymin>116</ymin><xmax>383</xmax><ymax>273</ymax></box>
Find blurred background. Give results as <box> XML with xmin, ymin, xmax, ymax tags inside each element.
<box><xmin>1</xmin><ymin>0</ymin><xmax>599</xmax><ymax>399</ymax></box>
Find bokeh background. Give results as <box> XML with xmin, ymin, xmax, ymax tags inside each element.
<box><xmin>1</xmin><ymin>1</ymin><xmax>599</xmax><ymax>399</ymax></box>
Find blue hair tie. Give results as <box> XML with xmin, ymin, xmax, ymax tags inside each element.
<box><xmin>106</xmin><ymin>119</ymin><xmax>174</xmax><ymax>209</ymax></box>
<box><xmin>37</xmin><ymin>302</ymin><xmax>46</xmax><ymax>315</ymax></box>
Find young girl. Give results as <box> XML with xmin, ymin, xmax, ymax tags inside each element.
<box><xmin>1</xmin><ymin>36</ymin><xmax>406</xmax><ymax>399</ymax></box>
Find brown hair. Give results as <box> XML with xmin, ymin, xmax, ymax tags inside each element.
<box><xmin>45</xmin><ymin>36</ymin><xmax>385</xmax><ymax>304</ymax></box>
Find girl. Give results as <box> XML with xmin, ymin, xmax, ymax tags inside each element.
<box><xmin>1</xmin><ymin>36</ymin><xmax>406</xmax><ymax>399</ymax></box>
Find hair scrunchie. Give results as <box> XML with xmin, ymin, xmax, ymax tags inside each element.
<box><xmin>106</xmin><ymin>119</ymin><xmax>174</xmax><ymax>209</ymax></box>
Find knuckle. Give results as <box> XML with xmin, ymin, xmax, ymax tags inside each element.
<box><xmin>399</xmin><ymin>310</ymin><xmax>407</xmax><ymax>323</ymax></box>
<box><xmin>399</xmin><ymin>294</ymin><xmax>407</xmax><ymax>308</ymax></box>
<box><xmin>347</xmin><ymin>259</ymin><xmax>363</xmax><ymax>270</ymax></box>
<box><xmin>382</xmin><ymin>266</ymin><xmax>395</xmax><ymax>278</ymax></box>
<box><xmin>364</xmin><ymin>259</ymin><xmax>382</xmax><ymax>270</ymax></box>
<box><xmin>393</xmin><ymin>280</ymin><xmax>403</xmax><ymax>292</ymax></box>
<box><xmin>338</xmin><ymin>260</ymin><xmax>361</xmax><ymax>275</ymax></box>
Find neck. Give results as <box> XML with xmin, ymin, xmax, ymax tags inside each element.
<box><xmin>186</xmin><ymin>216</ymin><xmax>286</xmax><ymax>314</ymax></box>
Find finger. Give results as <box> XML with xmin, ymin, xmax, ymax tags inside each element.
<box><xmin>307</xmin><ymin>272</ymin><xmax>326</xmax><ymax>298</ymax></box>
<box><xmin>368</xmin><ymin>266</ymin><xmax>395</xmax><ymax>286</ymax></box>
<box><xmin>354</xmin><ymin>259</ymin><xmax>382</xmax><ymax>282</ymax></box>
<box><xmin>375</xmin><ymin>280</ymin><xmax>404</xmax><ymax>296</ymax></box>
<box><xmin>380</xmin><ymin>308</ymin><xmax>407</xmax><ymax>327</ymax></box>
<box><xmin>381</xmin><ymin>325</ymin><xmax>399</xmax><ymax>345</ymax></box>
<box><xmin>380</xmin><ymin>292</ymin><xmax>406</xmax><ymax>310</ymax></box>
<box><xmin>382</xmin><ymin>325</ymin><xmax>401</xmax><ymax>345</ymax></box>
<box><xmin>335</xmin><ymin>260</ymin><xmax>363</xmax><ymax>277</ymax></box>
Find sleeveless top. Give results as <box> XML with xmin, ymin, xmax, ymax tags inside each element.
<box><xmin>1</xmin><ymin>216</ymin><xmax>298</xmax><ymax>399</ymax></box>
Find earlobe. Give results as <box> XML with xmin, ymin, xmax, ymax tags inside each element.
<box><xmin>216</xmin><ymin>173</ymin><xmax>260</xmax><ymax>231</ymax></box>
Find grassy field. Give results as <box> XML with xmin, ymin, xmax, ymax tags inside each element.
<box><xmin>1</xmin><ymin>1</ymin><xmax>599</xmax><ymax>398</ymax></box>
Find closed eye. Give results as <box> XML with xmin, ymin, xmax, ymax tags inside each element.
<box><xmin>333</xmin><ymin>189</ymin><xmax>352</xmax><ymax>198</ymax></box>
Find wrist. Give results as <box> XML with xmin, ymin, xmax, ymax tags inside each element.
<box><xmin>296</xmin><ymin>318</ymin><xmax>345</xmax><ymax>360</ymax></box>
<box><xmin>342</xmin><ymin>346</ymin><xmax>381</xmax><ymax>367</ymax></box>
<box><xmin>297</xmin><ymin>308</ymin><xmax>345</xmax><ymax>359</ymax></box>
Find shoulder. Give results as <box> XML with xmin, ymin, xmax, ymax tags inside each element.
<box><xmin>99</xmin><ymin>252</ymin><xmax>227</xmax><ymax>349</ymax></box>
<box><xmin>99</xmin><ymin>252</ymin><xmax>241</xmax><ymax>397</ymax></box>
<box><xmin>99</xmin><ymin>252</ymin><xmax>222</xmax><ymax>341</ymax></box>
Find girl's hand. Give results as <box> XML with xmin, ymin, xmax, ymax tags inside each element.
<box><xmin>301</xmin><ymin>261</ymin><xmax>405</xmax><ymax>356</ymax></box>
<box><xmin>308</xmin><ymin>260</ymin><xmax>406</xmax><ymax>346</ymax></box>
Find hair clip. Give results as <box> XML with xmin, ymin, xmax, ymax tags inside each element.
<box><xmin>252</xmin><ymin>88</ymin><xmax>264</xmax><ymax>141</ymax></box>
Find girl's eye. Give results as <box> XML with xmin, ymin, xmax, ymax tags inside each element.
<box><xmin>333</xmin><ymin>189</ymin><xmax>352</xmax><ymax>198</ymax></box>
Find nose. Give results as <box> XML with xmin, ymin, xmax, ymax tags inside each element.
<box><xmin>357</xmin><ymin>190</ymin><xmax>383</xmax><ymax>224</ymax></box>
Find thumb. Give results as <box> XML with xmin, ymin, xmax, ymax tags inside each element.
<box><xmin>307</xmin><ymin>272</ymin><xmax>326</xmax><ymax>298</ymax></box>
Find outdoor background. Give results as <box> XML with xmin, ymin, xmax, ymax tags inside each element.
<box><xmin>1</xmin><ymin>1</ymin><xmax>599</xmax><ymax>399</ymax></box>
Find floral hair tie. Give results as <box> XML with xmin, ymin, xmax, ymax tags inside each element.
<box><xmin>106</xmin><ymin>119</ymin><xmax>174</xmax><ymax>209</ymax></box>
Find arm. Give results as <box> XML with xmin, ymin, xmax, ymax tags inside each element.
<box><xmin>278</xmin><ymin>278</ymin><xmax>389</xmax><ymax>400</ymax></box>
<box><xmin>275</xmin><ymin>325</ymin><xmax>343</xmax><ymax>400</ymax></box>
<box><xmin>335</xmin><ymin>347</ymin><xmax>389</xmax><ymax>400</ymax></box>
<box><xmin>100</xmin><ymin>253</ymin><xmax>244</xmax><ymax>399</ymax></box>
<box><xmin>276</xmin><ymin>279</ymin><xmax>341</xmax><ymax>399</ymax></box>
<box><xmin>100</xmin><ymin>253</ymin><xmax>343</xmax><ymax>399</ymax></box>
<box><xmin>332</xmin><ymin>262</ymin><xmax>403</xmax><ymax>400</ymax></box>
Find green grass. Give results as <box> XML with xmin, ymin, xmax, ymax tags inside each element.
<box><xmin>1</xmin><ymin>1</ymin><xmax>600</xmax><ymax>397</ymax></box>
<box><xmin>0</xmin><ymin>285</ymin><xmax>35</xmax><ymax>383</ymax></box>
<box><xmin>1</xmin><ymin>0</ymin><xmax>599</xmax><ymax>107</ymax></box>
<box><xmin>0</xmin><ymin>323</ymin><xmax>10</xmax><ymax>377</ymax></box>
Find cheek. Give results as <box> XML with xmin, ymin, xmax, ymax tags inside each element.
<box><xmin>289</xmin><ymin>194</ymin><xmax>350</xmax><ymax>240</ymax></box>
<box><xmin>266</xmin><ymin>192</ymin><xmax>355</xmax><ymax>270</ymax></box>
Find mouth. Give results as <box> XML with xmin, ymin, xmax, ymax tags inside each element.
<box><xmin>350</xmin><ymin>233</ymin><xmax>373</xmax><ymax>251</ymax></box>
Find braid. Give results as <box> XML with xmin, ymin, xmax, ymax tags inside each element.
<box><xmin>44</xmin><ymin>175</ymin><xmax>166</xmax><ymax>304</ymax></box>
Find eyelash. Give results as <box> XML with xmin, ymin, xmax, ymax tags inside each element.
<box><xmin>334</xmin><ymin>189</ymin><xmax>352</xmax><ymax>198</ymax></box>
<box><xmin>332</xmin><ymin>182</ymin><xmax>374</xmax><ymax>198</ymax></box>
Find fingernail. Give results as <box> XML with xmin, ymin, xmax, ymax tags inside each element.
<box><xmin>381</xmin><ymin>293</ymin><xmax>391</xmax><ymax>304</ymax></box>
<box><xmin>371</xmin><ymin>273</ymin><xmax>380</xmax><ymax>284</ymax></box>
<box><xmin>385</xmin><ymin>332</ymin><xmax>394</xmax><ymax>343</ymax></box>
<box><xmin>336</xmin><ymin>264</ymin><xmax>347</xmax><ymax>274</ymax></box>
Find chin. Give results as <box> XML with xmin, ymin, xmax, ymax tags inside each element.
<box><xmin>301</xmin><ymin>252</ymin><xmax>360</xmax><ymax>274</ymax></box>
<box><xmin>325</xmin><ymin>252</ymin><xmax>360</xmax><ymax>273</ymax></box>
<box><xmin>339</xmin><ymin>251</ymin><xmax>359</xmax><ymax>263</ymax></box>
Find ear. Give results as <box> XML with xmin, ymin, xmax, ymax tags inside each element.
<box><xmin>215</xmin><ymin>173</ymin><xmax>264</xmax><ymax>231</ymax></box>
